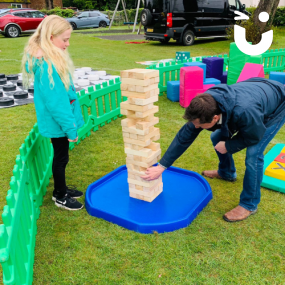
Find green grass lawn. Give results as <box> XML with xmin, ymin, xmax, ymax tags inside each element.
<box><xmin>0</xmin><ymin>27</ymin><xmax>285</xmax><ymax>284</ymax></box>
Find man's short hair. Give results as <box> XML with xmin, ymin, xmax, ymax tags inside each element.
<box><xmin>183</xmin><ymin>93</ymin><xmax>221</xmax><ymax>124</ymax></box>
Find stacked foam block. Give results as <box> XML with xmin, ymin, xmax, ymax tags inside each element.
<box><xmin>179</xmin><ymin>66</ymin><xmax>215</xmax><ymax>108</ymax></box>
<box><xmin>120</xmin><ymin>69</ymin><xmax>163</xmax><ymax>202</ymax></box>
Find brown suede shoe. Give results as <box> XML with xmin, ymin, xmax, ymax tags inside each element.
<box><xmin>223</xmin><ymin>205</ymin><xmax>258</xmax><ymax>222</ymax></box>
<box><xmin>202</xmin><ymin>170</ymin><xmax>236</xmax><ymax>182</ymax></box>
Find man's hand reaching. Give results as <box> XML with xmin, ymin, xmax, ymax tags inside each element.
<box><xmin>141</xmin><ymin>165</ymin><xmax>165</xmax><ymax>181</ymax></box>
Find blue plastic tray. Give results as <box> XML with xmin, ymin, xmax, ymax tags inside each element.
<box><xmin>86</xmin><ymin>165</ymin><xmax>212</xmax><ymax>234</ymax></box>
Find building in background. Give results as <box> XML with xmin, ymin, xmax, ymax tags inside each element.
<box><xmin>240</xmin><ymin>0</ymin><xmax>285</xmax><ymax>7</ymax></box>
<box><xmin>0</xmin><ymin>0</ymin><xmax>63</xmax><ymax>9</ymax></box>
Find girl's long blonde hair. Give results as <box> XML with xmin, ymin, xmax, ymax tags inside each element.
<box><xmin>22</xmin><ymin>15</ymin><xmax>74</xmax><ymax>90</ymax></box>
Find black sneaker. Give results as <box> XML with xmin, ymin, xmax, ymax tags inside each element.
<box><xmin>52</xmin><ymin>185</ymin><xmax>83</xmax><ymax>201</ymax></box>
<box><xmin>55</xmin><ymin>194</ymin><xmax>84</xmax><ymax>211</ymax></box>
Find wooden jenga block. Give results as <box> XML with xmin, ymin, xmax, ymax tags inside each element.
<box><xmin>122</xmin><ymin>132</ymin><xmax>130</xmax><ymax>138</ymax></box>
<box><xmin>121</xmin><ymin>118</ymin><xmax>135</xmax><ymax>127</ymax></box>
<box><xmin>124</xmin><ymin>143</ymin><xmax>132</xmax><ymax>148</ymax></box>
<box><xmin>135</xmin><ymin>106</ymin><xmax>159</xmax><ymax>118</ymax></box>
<box><xmin>143</xmin><ymin>184</ymin><xmax>163</xmax><ymax>202</ymax></box>
<box><xmin>137</xmin><ymin>127</ymin><xmax>159</xmax><ymax>141</ymax></box>
<box><xmin>131</xmin><ymin>144</ymin><xmax>144</xmax><ymax>150</ymax></box>
<box><xmin>124</xmin><ymin>147</ymin><xmax>152</xmax><ymax>157</ymax></box>
<box><xmin>146</xmin><ymin>142</ymin><xmax>160</xmax><ymax>151</ymax></box>
<box><xmin>153</xmin><ymin>134</ymin><xmax>160</xmax><ymax>141</ymax></box>
<box><xmin>126</xmin><ymin>155</ymin><xmax>158</xmax><ymax>168</ymax></box>
<box><xmin>128</xmin><ymin>176</ymin><xmax>162</xmax><ymax>188</ymax></box>
<box><xmin>127</xmin><ymin>154</ymin><xmax>134</xmax><ymax>160</ymax></box>
<box><xmin>129</xmin><ymin>182</ymin><xmax>163</xmax><ymax>198</ymax></box>
<box><xmin>121</xmin><ymin>78</ymin><xmax>151</xmax><ymax>86</ymax></box>
<box><xmin>123</xmin><ymin>137</ymin><xmax>151</xmax><ymax>146</ymax></box>
<box><xmin>136</xmin><ymin>84</ymin><xmax>158</xmax><ymax>93</ymax></box>
<box><xmin>120</xmin><ymin>101</ymin><xmax>153</xmax><ymax>112</ymax></box>
<box><xmin>121</xmin><ymin>88</ymin><xmax>159</xmax><ymax>99</ymax></box>
<box><xmin>128</xmin><ymin>95</ymin><xmax>159</xmax><ymax>106</ymax></box>
<box><xmin>121</xmin><ymin>69</ymin><xmax>159</xmax><ymax>80</ymax></box>
<box><xmin>122</xmin><ymin>126</ymin><xmax>149</xmax><ymax>136</ymax></box>
<box><xmin>129</xmin><ymin>133</ymin><xmax>138</xmax><ymax>140</ymax></box>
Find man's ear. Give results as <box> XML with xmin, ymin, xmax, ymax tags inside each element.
<box><xmin>213</xmin><ymin>115</ymin><xmax>219</xmax><ymax>121</ymax></box>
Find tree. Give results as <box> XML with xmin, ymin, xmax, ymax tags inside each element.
<box><xmin>45</xmin><ymin>0</ymin><xmax>54</xmax><ymax>9</ymax></box>
<box><xmin>253</xmin><ymin>0</ymin><xmax>280</xmax><ymax>33</ymax></box>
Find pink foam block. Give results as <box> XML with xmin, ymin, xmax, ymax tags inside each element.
<box><xmin>203</xmin><ymin>84</ymin><xmax>215</xmax><ymax>92</ymax></box>
<box><xmin>237</xmin><ymin>63</ymin><xmax>264</xmax><ymax>83</ymax></box>
<box><xmin>180</xmin><ymin>88</ymin><xmax>204</xmax><ymax>108</ymax></box>
<box><xmin>180</xmin><ymin>66</ymin><xmax>204</xmax><ymax>89</ymax></box>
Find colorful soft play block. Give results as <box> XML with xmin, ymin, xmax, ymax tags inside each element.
<box><xmin>221</xmin><ymin>71</ymin><xmax>228</xmax><ymax>83</ymax></box>
<box><xmin>262</xmin><ymin>144</ymin><xmax>285</xmax><ymax>193</ymax></box>
<box><xmin>269</xmin><ymin>72</ymin><xmax>285</xmax><ymax>84</ymax></box>
<box><xmin>248</xmin><ymin>55</ymin><xmax>262</xmax><ymax>64</ymax></box>
<box><xmin>265</xmin><ymin>161</ymin><xmax>285</xmax><ymax>181</ymax></box>
<box><xmin>183</xmin><ymin>62</ymin><xmax>207</xmax><ymax>81</ymax></box>
<box><xmin>167</xmin><ymin>81</ymin><xmax>180</xmax><ymax>102</ymax></box>
<box><xmin>180</xmin><ymin>66</ymin><xmax>203</xmax><ymax>88</ymax></box>
<box><xmin>237</xmin><ymin>63</ymin><xmax>264</xmax><ymax>83</ymax></box>
<box><xmin>202</xmin><ymin>57</ymin><xmax>224</xmax><ymax>79</ymax></box>
<box><xmin>274</xmin><ymin>153</ymin><xmax>285</xmax><ymax>164</ymax></box>
<box><xmin>204</xmin><ymin>78</ymin><xmax>221</xmax><ymax>85</ymax></box>
<box><xmin>180</xmin><ymin>89</ymin><xmax>204</xmax><ymax>108</ymax></box>
<box><xmin>203</xmin><ymin>84</ymin><xmax>215</xmax><ymax>91</ymax></box>
<box><xmin>176</xmin><ymin>51</ymin><xmax>190</xmax><ymax>63</ymax></box>
<box><xmin>227</xmin><ymin>42</ymin><xmax>251</xmax><ymax>85</ymax></box>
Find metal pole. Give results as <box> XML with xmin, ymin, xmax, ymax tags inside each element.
<box><xmin>109</xmin><ymin>0</ymin><xmax>120</xmax><ymax>30</ymax></box>
<box><xmin>121</xmin><ymin>0</ymin><xmax>130</xmax><ymax>29</ymax></box>
<box><xmin>132</xmin><ymin>0</ymin><xmax>141</xmax><ymax>33</ymax></box>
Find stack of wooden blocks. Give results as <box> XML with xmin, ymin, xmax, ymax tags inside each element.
<box><xmin>120</xmin><ymin>68</ymin><xmax>163</xmax><ymax>202</ymax></box>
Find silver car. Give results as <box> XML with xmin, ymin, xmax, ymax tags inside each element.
<box><xmin>66</xmin><ymin>11</ymin><xmax>110</xmax><ymax>30</ymax></box>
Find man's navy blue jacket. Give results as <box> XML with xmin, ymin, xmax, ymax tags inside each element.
<box><xmin>160</xmin><ymin>78</ymin><xmax>285</xmax><ymax>168</ymax></box>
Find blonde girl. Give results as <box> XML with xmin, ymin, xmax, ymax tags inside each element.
<box><xmin>22</xmin><ymin>15</ymin><xmax>84</xmax><ymax>210</ymax></box>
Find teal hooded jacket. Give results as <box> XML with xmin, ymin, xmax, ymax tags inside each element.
<box><xmin>30</xmin><ymin>59</ymin><xmax>84</xmax><ymax>140</ymax></box>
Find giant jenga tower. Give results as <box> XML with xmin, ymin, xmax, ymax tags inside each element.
<box><xmin>120</xmin><ymin>69</ymin><xmax>163</xmax><ymax>202</ymax></box>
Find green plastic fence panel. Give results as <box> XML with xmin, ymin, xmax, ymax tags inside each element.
<box><xmin>69</xmin><ymin>77</ymin><xmax>126</xmax><ymax>150</ymax></box>
<box><xmin>0</xmin><ymin>124</ymin><xmax>53</xmax><ymax>285</ymax></box>
<box><xmin>19</xmin><ymin>124</ymin><xmax>53</xmax><ymax>209</ymax></box>
<box><xmin>147</xmin><ymin>61</ymin><xmax>184</xmax><ymax>95</ymax></box>
<box><xmin>262</xmin><ymin>48</ymin><xmax>285</xmax><ymax>74</ymax></box>
<box><xmin>0</xmin><ymin>163</ymin><xmax>36</xmax><ymax>285</ymax></box>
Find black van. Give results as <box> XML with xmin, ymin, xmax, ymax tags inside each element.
<box><xmin>141</xmin><ymin>0</ymin><xmax>247</xmax><ymax>45</ymax></box>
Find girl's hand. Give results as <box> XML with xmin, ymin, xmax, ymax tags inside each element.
<box><xmin>141</xmin><ymin>165</ymin><xmax>165</xmax><ymax>181</ymax></box>
<box><xmin>68</xmin><ymin>137</ymin><xmax>78</xmax><ymax>142</ymax></box>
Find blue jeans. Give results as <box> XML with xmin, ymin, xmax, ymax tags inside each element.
<box><xmin>210</xmin><ymin>117</ymin><xmax>285</xmax><ymax>211</ymax></box>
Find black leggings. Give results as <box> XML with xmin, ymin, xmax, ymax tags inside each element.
<box><xmin>51</xmin><ymin>137</ymin><xmax>69</xmax><ymax>199</ymax></box>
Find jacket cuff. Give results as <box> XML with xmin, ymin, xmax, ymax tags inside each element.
<box><xmin>159</xmin><ymin>157</ymin><xmax>172</xmax><ymax>168</ymax></box>
<box><xmin>66</xmin><ymin>130</ymin><xmax>78</xmax><ymax>141</ymax></box>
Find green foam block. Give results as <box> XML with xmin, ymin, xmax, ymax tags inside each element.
<box><xmin>227</xmin><ymin>42</ymin><xmax>251</xmax><ymax>85</ymax></box>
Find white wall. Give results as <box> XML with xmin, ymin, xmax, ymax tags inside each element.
<box><xmin>240</xmin><ymin>0</ymin><xmax>285</xmax><ymax>7</ymax></box>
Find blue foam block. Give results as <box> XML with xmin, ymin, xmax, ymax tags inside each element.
<box><xmin>202</xmin><ymin>57</ymin><xmax>224</xmax><ymax>79</ymax></box>
<box><xmin>184</xmin><ymin>62</ymin><xmax>207</xmax><ymax>81</ymax></box>
<box><xmin>269</xmin><ymin>72</ymin><xmax>285</xmax><ymax>84</ymax></box>
<box><xmin>204</xmin><ymin>78</ymin><xmax>221</xmax><ymax>85</ymax></box>
<box><xmin>167</xmin><ymin>81</ymin><xmax>180</xmax><ymax>102</ymax></box>
<box><xmin>85</xmin><ymin>165</ymin><xmax>212</xmax><ymax>234</ymax></box>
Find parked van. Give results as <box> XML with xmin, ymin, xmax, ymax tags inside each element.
<box><xmin>141</xmin><ymin>0</ymin><xmax>248</xmax><ymax>45</ymax></box>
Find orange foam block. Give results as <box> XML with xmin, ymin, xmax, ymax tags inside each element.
<box><xmin>237</xmin><ymin>63</ymin><xmax>264</xmax><ymax>83</ymax></box>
